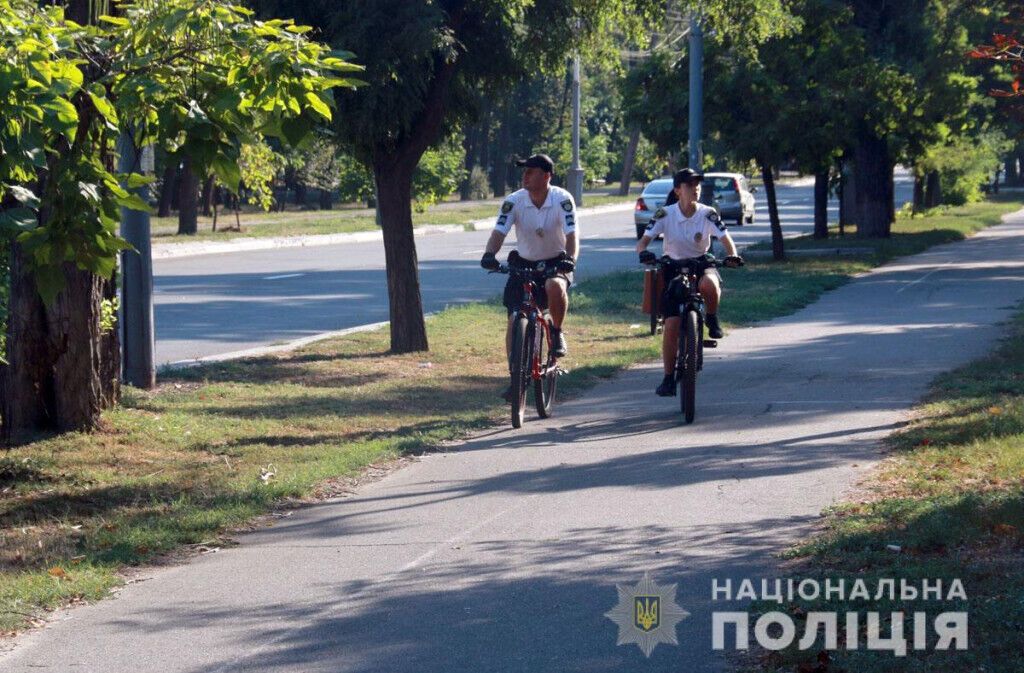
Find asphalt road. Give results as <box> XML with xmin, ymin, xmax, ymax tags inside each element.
<box><xmin>153</xmin><ymin>178</ymin><xmax>913</xmax><ymax>365</ymax></box>
<box><xmin>5</xmin><ymin>205</ymin><xmax>1020</xmax><ymax>673</ymax></box>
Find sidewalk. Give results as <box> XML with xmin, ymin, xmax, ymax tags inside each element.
<box><xmin>6</xmin><ymin>209</ymin><xmax>1023</xmax><ymax>671</ymax></box>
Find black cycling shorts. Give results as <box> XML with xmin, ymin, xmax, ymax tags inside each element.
<box><xmin>502</xmin><ymin>255</ymin><xmax>573</xmax><ymax>316</ymax></box>
<box><xmin>660</xmin><ymin>265</ymin><xmax>721</xmax><ymax>318</ymax></box>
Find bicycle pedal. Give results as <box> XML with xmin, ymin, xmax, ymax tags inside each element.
<box><xmin>703</xmin><ymin>340</ymin><xmax>718</xmax><ymax>348</ymax></box>
<box><xmin>555</xmin><ymin>367</ymin><xmax>569</xmax><ymax>376</ymax></box>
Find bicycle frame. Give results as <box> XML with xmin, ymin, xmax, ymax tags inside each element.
<box><xmin>645</xmin><ymin>256</ymin><xmax>718</xmax><ymax>372</ymax></box>
<box><xmin>508</xmin><ymin>264</ymin><xmax>558</xmax><ymax>380</ymax></box>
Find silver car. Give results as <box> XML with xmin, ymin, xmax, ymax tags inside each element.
<box><xmin>633</xmin><ymin>178</ymin><xmax>674</xmax><ymax>239</ymax></box>
<box><xmin>700</xmin><ymin>172</ymin><xmax>757</xmax><ymax>227</ymax></box>
<box><xmin>633</xmin><ymin>174</ymin><xmax>757</xmax><ymax>239</ymax></box>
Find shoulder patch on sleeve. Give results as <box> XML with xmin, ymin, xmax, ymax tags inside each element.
<box><xmin>707</xmin><ymin>209</ymin><xmax>720</xmax><ymax>223</ymax></box>
<box><xmin>501</xmin><ymin>200</ymin><xmax>514</xmax><ymax>214</ymax></box>
<box><xmin>560</xmin><ymin>199</ymin><xmax>574</xmax><ymax>213</ymax></box>
<box><xmin>653</xmin><ymin>207</ymin><xmax>666</xmax><ymax>219</ymax></box>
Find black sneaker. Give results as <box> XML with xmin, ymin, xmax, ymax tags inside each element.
<box><xmin>655</xmin><ymin>374</ymin><xmax>676</xmax><ymax>397</ymax></box>
<box><xmin>551</xmin><ymin>328</ymin><xmax>568</xmax><ymax>358</ymax></box>
<box><xmin>706</xmin><ymin>313</ymin><xmax>724</xmax><ymax>339</ymax></box>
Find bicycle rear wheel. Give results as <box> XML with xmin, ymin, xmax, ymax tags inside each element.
<box><xmin>679</xmin><ymin>309</ymin><xmax>699</xmax><ymax>423</ymax></box>
<box><xmin>510</xmin><ymin>315</ymin><xmax>531</xmax><ymax>428</ymax></box>
<box><xmin>534</xmin><ymin>318</ymin><xmax>557</xmax><ymax>418</ymax></box>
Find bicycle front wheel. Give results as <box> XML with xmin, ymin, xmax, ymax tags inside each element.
<box><xmin>679</xmin><ymin>309</ymin><xmax>699</xmax><ymax>423</ymax></box>
<box><xmin>510</xmin><ymin>315</ymin><xmax>531</xmax><ymax>428</ymax></box>
<box><xmin>535</xmin><ymin>319</ymin><xmax>557</xmax><ymax>418</ymax></box>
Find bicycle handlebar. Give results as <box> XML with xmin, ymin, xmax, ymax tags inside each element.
<box><xmin>641</xmin><ymin>254</ymin><xmax>743</xmax><ymax>271</ymax></box>
<box><xmin>489</xmin><ymin>261</ymin><xmax>561</xmax><ymax>277</ymax></box>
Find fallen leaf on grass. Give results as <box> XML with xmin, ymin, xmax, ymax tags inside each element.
<box><xmin>47</xmin><ymin>567</ymin><xmax>66</xmax><ymax>578</ymax></box>
<box><xmin>988</xmin><ymin>406</ymin><xmax>1003</xmax><ymax>415</ymax></box>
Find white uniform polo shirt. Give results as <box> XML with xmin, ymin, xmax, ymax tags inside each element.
<box><xmin>493</xmin><ymin>186</ymin><xmax>578</xmax><ymax>261</ymax></box>
<box><xmin>644</xmin><ymin>201</ymin><xmax>726</xmax><ymax>260</ymax></box>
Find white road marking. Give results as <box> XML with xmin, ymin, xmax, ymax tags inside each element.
<box><xmin>263</xmin><ymin>273</ymin><xmax>305</xmax><ymax>280</ymax></box>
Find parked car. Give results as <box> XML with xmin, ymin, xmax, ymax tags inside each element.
<box><xmin>700</xmin><ymin>172</ymin><xmax>757</xmax><ymax>227</ymax></box>
<box><xmin>633</xmin><ymin>173</ymin><xmax>757</xmax><ymax>239</ymax></box>
<box><xmin>633</xmin><ymin>178</ymin><xmax>674</xmax><ymax>239</ymax></box>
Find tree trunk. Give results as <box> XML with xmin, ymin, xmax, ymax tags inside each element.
<box><xmin>667</xmin><ymin>151</ymin><xmax>679</xmax><ymax>174</ymax></box>
<box><xmin>813</xmin><ymin>169</ymin><xmax>829</xmax><ymax>239</ymax></box>
<box><xmin>759</xmin><ymin>161</ymin><xmax>784</xmax><ymax>261</ymax></box>
<box><xmin>618</xmin><ymin>126</ymin><xmax>641</xmax><ymax>196</ymax></box>
<box><xmin>177</xmin><ymin>155</ymin><xmax>199</xmax><ymax>235</ymax></box>
<box><xmin>200</xmin><ymin>173</ymin><xmax>216</xmax><ymax>217</ymax></box>
<box><xmin>1006</xmin><ymin>157</ymin><xmax>1018</xmax><ymax>185</ymax></box>
<box><xmin>2</xmin><ymin>242</ymin><xmax>53</xmax><ymax>441</ymax></box>
<box><xmin>373</xmin><ymin>160</ymin><xmax>429</xmax><ymax>353</ymax></box>
<box><xmin>924</xmin><ymin>170</ymin><xmax>941</xmax><ymax>209</ymax></box>
<box><xmin>459</xmin><ymin>122</ymin><xmax>478</xmax><ymax>201</ymax></box>
<box><xmin>318</xmin><ymin>188</ymin><xmax>333</xmax><ymax>210</ymax></box>
<box><xmin>837</xmin><ymin>157</ymin><xmax>847</xmax><ymax>237</ymax></box>
<box><xmin>46</xmin><ymin>264</ymin><xmax>106</xmax><ymax>430</ymax></box>
<box><xmin>886</xmin><ymin>162</ymin><xmax>895</xmax><ymax>225</ymax></box>
<box><xmin>1</xmin><ymin>243</ymin><xmax>117</xmax><ymax>443</ymax></box>
<box><xmin>912</xmin><ymin>173</ymin><xmax>925</xmax><ymax>214</ymax></box>
<box><xmin>491</xmin><ymin>103</ymin><xmax>512</xmax><ymax>196</ymax></box>
<box><xmin>852</xmin><ymin>133</ymin><xmax>891</xmax><ymax>238</ymax></box>
<box><xmin>157</xmin><ymin>161</ymin><xmax>178</xmax><ymax>218</ymax></box>
<box><xmin>294</xmin><ymin>183</ymin><xmax>307</xmax><ymax>207</ymax></box>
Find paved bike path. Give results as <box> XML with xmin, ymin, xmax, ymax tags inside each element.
<box><xmin>5</xmin><ymin>210</ymin><xmax>1024</xmax><ymax>672</ymax></box>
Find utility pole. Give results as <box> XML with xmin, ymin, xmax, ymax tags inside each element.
<box><xmin>117</xmin><ymin>132</ymin><xmax>156</xmax><ymax>389</ymax></box>
<box><xmin>688</xmin><ymin>14</ymin><xmax>704</xmax><ymax>171</ymax></box>
<box><xmin>568</xmin><ymin>55</ymin><xmax>585</xmax><ymax>207</ymax></box>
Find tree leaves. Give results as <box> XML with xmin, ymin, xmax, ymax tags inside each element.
<box><xmin>0</xmin><ymin>0</ymin><xmax>360</xmax><ymax>304</ymax></box>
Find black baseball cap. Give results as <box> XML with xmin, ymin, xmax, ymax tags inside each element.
<box><xmin>673</xmin><ymin>168</ymin><xmax>703</xmax><ymax>187</ymax></box>
<box><xmin>515</xmin><ymin>153</ymin><xmax>555</xmax><ymax>173</ymax></box>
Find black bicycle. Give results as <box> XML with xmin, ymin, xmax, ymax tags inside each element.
<box><xmin>491</xmin><ymin>260</ymin><xmax>566</xmax><ymax>428</ymax></box>
<box><xmin>643</xmin><ymin>254</ymin><xmax>741</xmax><ymax>423</ymax></box>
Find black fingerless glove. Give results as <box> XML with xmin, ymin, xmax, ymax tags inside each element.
<box><xmin>480</xmin><ymin>252</ymin><xmax>499</xmax><ymax>270</ymax></box>
<box><xmin>639</xmin><ymin>250</ymin><xmax>657</xmax><ymax>265</ymax></box>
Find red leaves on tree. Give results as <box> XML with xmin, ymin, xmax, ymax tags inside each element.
<box><xmin>972</xmin><ymin>18</ymin><xmax>1024</xmax><ymax>99</ymax></box>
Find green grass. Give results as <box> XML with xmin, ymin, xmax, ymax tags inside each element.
<box><xmin>1</xmin><ymin>196</ymin><xmax>1020</xmax><ymax>635</ymax></box>
<box><xmin>735</xmin><ymin>198</ymin><xmax>1024</xmax><ymax>672</ymax></box>
<box><xmin>738</xmin><ymin>308</ymin><xmax>1024</xmax><ymax>673</ymax></box>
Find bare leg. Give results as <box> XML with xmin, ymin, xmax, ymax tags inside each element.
<box><xmin>545</xmin><ymin>277</ymin><xmax>569</xmax><ymax>328</ymax></box>
<box><xmin>699</xmin><ymin>274</ymin><xmax>722</xmax><ymax>314</ymax></box>
<box><xmin>662</xmin><ymin>316</ymin><xmax>680</xmax><ymax>375</ymax></box>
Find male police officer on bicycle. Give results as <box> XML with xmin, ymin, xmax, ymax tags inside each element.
<box><xmin>480</xmin><ymin>154</ymin><xmax>578</xmax><ymax>397</ymax></box>
<box><xmin>636</xmin><ymin>168</ymin><xmax>743</xmax><ymax>397</ymax></box>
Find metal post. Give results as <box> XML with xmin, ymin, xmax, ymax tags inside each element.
<box><xmin>688</xmin><ymin>15</ymin><xmax>703</xmax><ymax>171</ymax></box>
<box><xmin>567</xmin><ymin>55</ymin><xmax>585</xmax><ymax>206</ymax></box>
<box><xmin>117</xmin><ymin>131</ymin><xmax>156</xmax><ymax>389</ymax></box>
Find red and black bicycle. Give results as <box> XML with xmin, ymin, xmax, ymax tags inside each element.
<box><xmin>492</xmin><ymin>260</ymin><xmax>566</xmax><ymax>428</ymax></box>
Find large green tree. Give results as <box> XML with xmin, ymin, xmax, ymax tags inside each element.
<box><xmin>253</xmin><ymin>0</ymin><xmax>664</xmax><ymax>352</ymax></box>
<box><xmin>0</xmin><ymin>0</ymin><xmax>357</xmax><ymax>440</ymax></box>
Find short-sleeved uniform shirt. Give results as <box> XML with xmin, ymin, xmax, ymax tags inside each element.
<box><xmin>645</xmin><ymin>201</ymin><xmax>726</xmax><ymax>260</ymax></box>
<box><xmin>493</xmin><ymin>186</ymin><xmax>577</xmax><ymax>262</ymax></box>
